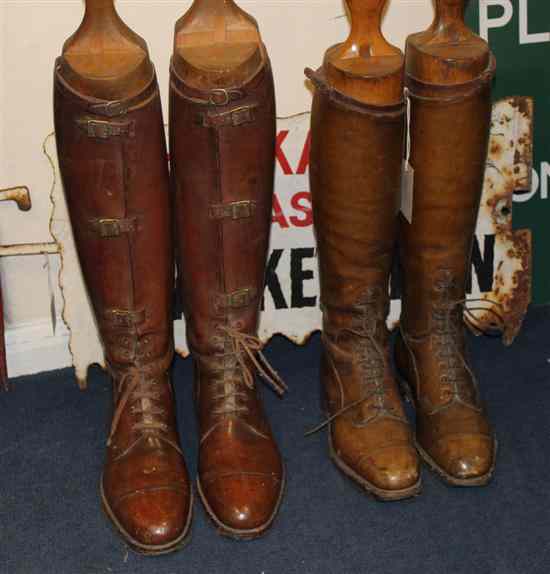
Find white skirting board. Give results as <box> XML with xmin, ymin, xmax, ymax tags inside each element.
<box><xmin>5</xmin><ymin>318</ymin><xmax>72</xmax><ymax>379</ymax></box>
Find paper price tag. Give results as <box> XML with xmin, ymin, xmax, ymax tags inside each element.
<box><xmin>400</xmin><ymin>160</ymin><xmax>414</xmax><ymax>224</ymax></box>
<box><xmin>400</xmin><ymin>91</ymin><xmax>414</xmax><ymax>223</ymax></box>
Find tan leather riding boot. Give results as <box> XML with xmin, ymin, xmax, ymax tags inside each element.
<box><xmin>54</xmin><ymin>67</ymin><xmax>192</xmax><ymax>553</ymax></box>
<box><xmin>395</xmin><ymin>1</ymin><xmax>497</xmax><ymax>486</ymax></box>
<box><xmin>169</xmin><ymin>51</ymin><xmax>285</xmax><ymax>537</ymax></box>
<box><xmin>306</xmin><ymin>60</ymin><xmax>420</xmax><ymax>500</ymax></box>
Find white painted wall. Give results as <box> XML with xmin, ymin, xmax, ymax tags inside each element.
<box><xmin>0</xmin><ymin>0</ymin><xmax>434</xmax><ymax>377</ymax></box>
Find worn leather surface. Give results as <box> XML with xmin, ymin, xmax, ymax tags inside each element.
<box><xmin>54</xmin><ymin>62</ymin><xmax>191</xmax><ymax>550</ymax></box>
<box><xmin>395</xmin><ymin>58</ymin><xmax>497</xmax><ymax>483</ymax></box>
<box><xmin>170</xmin><ymin>59</ymin><xmax>284</xmax><ymax>534</ymax></box>
<box><xmin>308</xmin><ymin>69</ymin><xmax>419</xmax><ymax>497</ymax></box>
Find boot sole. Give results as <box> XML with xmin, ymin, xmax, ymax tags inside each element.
<box><xmin>327</xmin><ymin>428</ymin><xmax>422</xmax><ymax>501</ymax></box>
<box><xmin>196</xmin><ymin>467</ymin><xmax>286</xmax><ymax>540</ymax></box>
<box><xmin>100</xmin><ymin>476</ymin><xmax>193</xmax><ymax>555</ymax></box>
<box><xmin>398</xmin><ymin>375</ymin><xmax>498</xmax><ymax>487</ymax></box>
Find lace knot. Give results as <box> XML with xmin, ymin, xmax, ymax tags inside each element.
<box><xmin>218</xmin><ymin>326</ymin><xmax>287</xmax><ymax>396</ymax></box>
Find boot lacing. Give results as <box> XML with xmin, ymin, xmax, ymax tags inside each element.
<box><xmin>108</xmin><ymin>370</ymin><xmax>168</xmax><ymax>446</ymax></box>
<box><xmin>431</xmin><ymin>275</ymin><xmax>504</xmax><ymax>403</ymax></box>
<box><xmin>209</xmin><ymin>326</ymin><xmax>287</xmax><ymax>417</ymax></box>
<box><xmin>306</xmin><ymin>297</ymin><xmax>403</xmax><ymax>436</ymax></box>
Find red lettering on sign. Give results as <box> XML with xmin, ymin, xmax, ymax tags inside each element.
<box><xmin>272</xmin><ymin>193</ymin><xmax>289</xmax><ymax>228</ymax></box>
<box><xmin>296</xmin><ymin>131</ymin><xmax>311</xmax><ymax>175</ymax></box>
<box><xmin>275</xmin><ymin>131</ymin><xmax>293</xmax><ymax>175</ymax></box>
<box><xmin>289</xmin><ymin>192</ymin><xmax>312</xmax><ymax>227</ymax></box>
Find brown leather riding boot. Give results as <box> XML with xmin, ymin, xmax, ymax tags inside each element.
<box><xmin>307</xmin><ymin>65</ymin><xmax>420</xmax><ymax>501</ymax></box>
<box><xmin>169</xmin><ymin>59</ymin><xmax>285</xmax><ymax>538</ymax></box>
<box><xmin>395</xmin><ymin>3</ymin><xmax>497</xmax><ymax>486</ymax></box>
<box><xmin>54</xmin><ymin>67</ymin><xmax>192</xmax><ymax>553</ymax></box>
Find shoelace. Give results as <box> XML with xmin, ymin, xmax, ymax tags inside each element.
<box><xmin>220</xmin><ymin>326</ymin><xmax>287</xmax><ymax>395</ymax></box>
<box><xmin>306</xmin><ymin>295</ymin><xmax>505</xmax><ymax>436</ymax></box>
<box><xmin>108</xmin><ymin>370</ymin><xmax>167</xmax><ymax>446</ymax></box>
<box><xmin>431</xmin><ymin>296</ymin><xmax>504</xmax><ymax>398</ymax></box>
<box><xmin>210</xmin><ymin>326</ymin><xmax>287</xmax><ymax>417</ymax></box>
<box><xmin>305</xmin><ymin>321</ymin><xmax>394</xmax><ymax>437</ymax></box>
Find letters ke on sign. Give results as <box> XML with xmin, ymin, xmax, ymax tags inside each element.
<box><xmin>48</xmin><ymin>100</ymin><xmax>533</xmax><ymax>386</ymax></box>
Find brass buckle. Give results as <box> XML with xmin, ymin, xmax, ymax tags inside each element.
<box><xmin>90</xmin><ymin>217</ymin><xmax>138</xmax><ymax>237</ymax></box>
<box><xmin>87</xmin><ymin>120</ymin><xmax>113</xmax><ymax>139</ymax></box>
<box><xmin>76</xmin><ymin>118</ymin><xmax>134</xmax><ymax>139</ymax></box>
<box><xmin>226</xmin><ymin>288</ymin><xmax>257</xmax><ymax>308</ymax></box>
<box><xmin>103</xmin><ymin>308</ymin><xmax>146</xmax><ymax>327</ymax></box>
<box><xmin>96</xmin><ymin>218</ymin><xmax>121</xmax><ymax>237</ymax></box>
<box><xmin>229</xmin><ymin>200</ymin><xmax>255</xmax><ymax>219</ymax></box>
<box><xmin>231</xmin><ymin>107</ymin><xmax>253</xmax><ymax>126</ymax></box>
<box><xmin>209</xmin><ymin>89</ymin><xmax>230</xmax><ymax>106</ymax></box>
<box><xmin>209</xmin><ymin>200</ymin><xmax>256</xmax><ymax>220</ymax></box>
<box><xmin>208</xmin><ymin>88</ymin><xmax>244</xmax><ymax>106</ymax></box>
<box><xmin>90</xmin><ymin>100</ymin><xmax>128</xmax><ymax>117</ymax></box>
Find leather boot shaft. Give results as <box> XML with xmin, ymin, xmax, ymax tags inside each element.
<box><xmin>170</xmin><ymin>59</ymin><xmax>284</xmax><ymax>537</ymax></box>
<box><xmin>400</xmin><ymin>59</ymin><xmax>495</xmax><ymax>336</ymax></box>
<box><xmin>308</xmin><ymin>68</ymin><xmax>420</xmax><ymax>500</ymax></box>
<box><xmin>169</xmin><ymin>60</ymin><xmax>275</xmax><ymax>354</ymax></box>
<box><xmin>54</xmin><ymin>62</ymin><xmax>174</xmax><ymax>371</ymax></box>
<box><xmin>308</xmin><ymin>68</ymin><xmax>403</xmax><ymax>320</ymax></box>
<box><xmin>54</xmin><ymin>63</ymin><xmax>192</xmax><ymax>552</ymax></box>
<box><xmin>395</xmin><ymin>56</ymin><xmax>497</xmax><ymax>486</ymax></box>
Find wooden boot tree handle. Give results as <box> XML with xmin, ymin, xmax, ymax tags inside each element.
<box><xmin>339</xmin><ymin>0</ymin><xmax>396</xmax><ymax>59</ymax></box>
<box><xmin>435</xmin><ymin>0</ymin><xmax>467</xmax><ymax>21</ymax></box>
<box><xmin>406</xmin><ymin>0</ymin><xmax>490</xmax><ymax>85</ymax></box>
<box><xmin>324</xmin><ymin>0</ymin><xmax>404</xmax><ymax>105</ymax></box>
<box><xmin>173</xmin><ymin>0</ymin><xmax>265</xmax><ymax>89</ymax></box>
<box><xmin>59</xmin><ymin>0</ymin><xmax>153</xmax><ymax>100</ymax></box>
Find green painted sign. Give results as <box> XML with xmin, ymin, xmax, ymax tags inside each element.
<box><xmin>467</xmin><ymin>0</ymin><xmax>550</xmax><ymax>304</ymax></box>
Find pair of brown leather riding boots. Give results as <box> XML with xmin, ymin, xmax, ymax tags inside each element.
<box><xmin>307</xmin><ymin>35</ymin><xmax>497</xmax><ymax>500</ymax></box>
<box><xmin>54</xmin><ymin>57</ymin><xmax>283</xmax><ymax>552</ymax></box>
<box><xmin>54</xmin><ymin>2</ymin><xmax>497</xmax><ymax>556</ymax></box>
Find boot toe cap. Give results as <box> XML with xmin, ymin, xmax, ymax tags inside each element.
<box><xmin>200</xmin><ymin>473</ymin><xmax>282</xmax><ymax>533</ymax></box>
<box><xmin>429</xmin><ymin>433</ymin><xmax>495</xmax><ymax>481</ymax></box>
<box><xmin>108</xmin><ymin>486</ymin><xmax>191</xmax><ymax>549</ymax></box>
<box><xmin>355</xmin><ymin>444</ymin><xmax>420</xmax><ymax>493</ymax></box>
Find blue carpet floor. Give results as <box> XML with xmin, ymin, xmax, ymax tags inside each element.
<box><xmin>1</xmin><ymin>307</ymin><xmax>550</xmax><ymax>574</ymax></box>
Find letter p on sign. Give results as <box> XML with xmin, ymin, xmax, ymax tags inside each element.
<box><xmin>479</xmin><ymin>0</ymin><xmax>513</xmax><ymax>40</ymax></box>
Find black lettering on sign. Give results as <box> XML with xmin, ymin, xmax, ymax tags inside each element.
<box><xmin>392</xmin><ymin>236</ymin><xmax>495</xmax><ymax>299</ymax></box>
<box><xmin>469</xmin><ymin>234</ymin><xmax>495</xmax><ymax>294</ymax></box>
<box><xmin>290</xmin><ymin>247</ymin><xmax>317</xmax><ymax>308</ymax></box>
<box><xmin>262</xmin><ymin>249</ymin><xmax>288</xmax><ymax>310</ymax></box>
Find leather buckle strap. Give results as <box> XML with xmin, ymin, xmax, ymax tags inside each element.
<box><xmin>101</xmin><ymin>308</ymin><xmax>147</xmax><ymax>328</ymax></box>
<box><xmin>209</xmin><ymin>88</ymin><xmax>244</xmax><ymax>106</ymax></box>
<box><xmin>76</xmin><ymin>117</ymin><xmax>135</xmax><ymax>139</ymax></box>
<box><xmin>173</xmin><ymin>86</ymin><xmax>246</xmax><ymax>106</ymax></box>
<box><xmin>89</xmin><ymin>217</ymin><xmax>140</xmax><ymax>238</ymax></box>
<box><xmin>209</xmin><ymin>200</ymin><xmax>256</xmax><ymax>221</ymax></box>
<box><xmin>89</xmin><ymin>100</ymin><xmax>129</xmax><ymax>117</ymax></box>
<box><xmin>194</xmin><ymin>104</ymin><xmax>257</xmax><ymax>128</ymax></box>
<box><xmin>214</xmin><ymin>288</ymin><xmax>258</xmax><ymax>310</ymax></box>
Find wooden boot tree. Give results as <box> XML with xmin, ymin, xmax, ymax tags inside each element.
<box><xmin>406</xmin><ymin>0</ymin><xmax>490</xmax><ymax>84</ymax></box>
<box><xmin>172</xmin><ymin>0</ymin><xmax>266</xmax><ymax>88</ymax></box>
<box><xmin>58</xmin><ymin>0</ymin><xmax>153</xmax><ymax>99</ymax></box>
<box><xmin>324</xmin><ymin>0</ymin><xmax>403</xmax><ymax>105</ymax></box>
